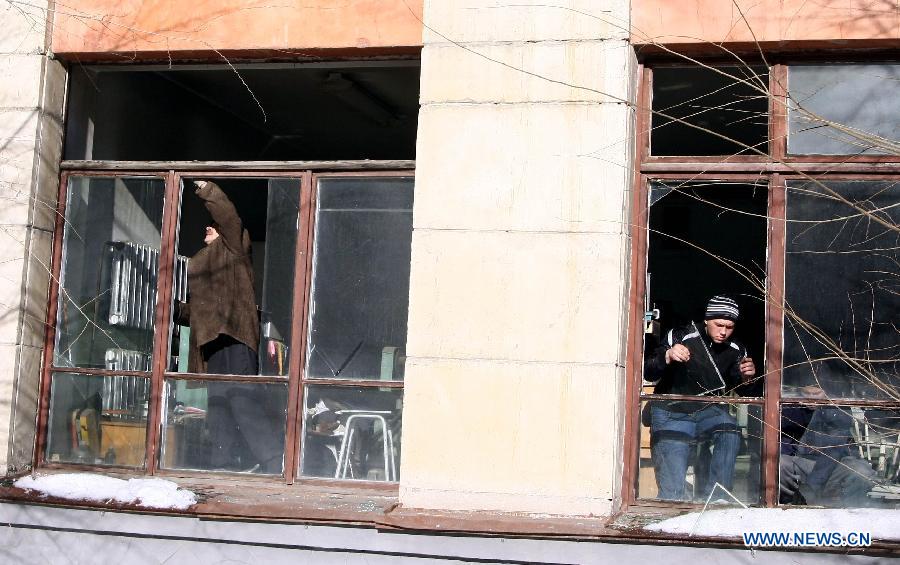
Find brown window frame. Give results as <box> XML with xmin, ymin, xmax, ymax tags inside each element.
<box><xmin>35</xmin><ymin>161</ymin><xmax>414</xmax><ymax>490</ymax></box>
<box><xmin>623</xmin><ymin>61</ymin><xmax>900</xmax><ymax>509</ymax></box>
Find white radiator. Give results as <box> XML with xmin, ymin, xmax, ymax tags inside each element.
<box><xmin>104</xmin><ymin>347</ymin><xmax>151</xmax><ymax>372</ymax></box>
<box><xmin>106</xmin><ymin>241</ymin><xmax>189</xmax><ymax>330</ymax></box>
<box><xmin>100</xmin><ymin>242</ymin><xmax>189</xmax><ymax>420</ymax></box>
<box><xmin>100</xmin><ymin>368</ymin><xmax>150</xmax><ymax>421</ymax></box>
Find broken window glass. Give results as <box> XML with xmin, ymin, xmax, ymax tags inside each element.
<box><xmin>169</xmin><ymin>178</ymin><xmax>299</xmax><ymax>376</ymax></box>
<box><xmin>63</xmin><ymin>64</ymin><xmax>420</xmax><ymax>161</ymax></box>
<box><xmin>637</xmin><ymin>399</ymin><xmax>762</xmax><ymax>504</ymax></box>
<box><xmin>54</xmin><ymin>176</ymin><xmax>165</xmax><ymax>370</ymax></box>
<box><xmin>645</xmin><ymin>180</ymin><xmax>768</xmax><ymax>387</ymax></box>
<box><xmin>305</xmin><ymin>177</ymin><xmax>414</xmax><ymax>382</ymax></box>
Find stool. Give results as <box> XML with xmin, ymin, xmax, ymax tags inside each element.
<box><xmin>334</xmin><ymin>410</ymin><xmax>396</xmax><ymax>481</ymax></box>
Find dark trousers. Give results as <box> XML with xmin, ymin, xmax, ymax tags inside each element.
<box><xmin>204</xmin><ymin>335</ymin><xmax>284</xmax><ymax>473</ymax></box>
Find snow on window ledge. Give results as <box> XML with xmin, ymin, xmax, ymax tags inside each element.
<box><xmin>646</xmin><ymin>507</ymin><xmax>900</xmax><ymax>541</ymax></box>
<box><xmin>14</xmin><ymin>473</ymin><xmax>197</xmax><ymax>511</ymax></box>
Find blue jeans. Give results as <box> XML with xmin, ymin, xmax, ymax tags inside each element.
<box><xmin>650</xmin><ymin>403</ymin><xmax>741</xmax><ymax>501</ymax></box>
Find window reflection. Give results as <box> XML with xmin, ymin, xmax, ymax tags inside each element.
<box><xmin>783</xmin><ymin>180</ymin><xmax>900</xmax><ymax>400</ymax></box>
<box><xmin>788</xmin><ymin>64</ymin><xmax>900</xmax><ymax>155</ymax></box>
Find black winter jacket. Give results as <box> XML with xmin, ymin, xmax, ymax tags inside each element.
<box><xmin>645</xmin><ymin>322</ymin><xmax>750</xmax><ymax>400</ymax></box>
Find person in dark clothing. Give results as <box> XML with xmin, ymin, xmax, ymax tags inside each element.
<box><xmin>780</xmin><ymin>384</ymin><xmax>877</xmax><ymax>506</ymax></box>
<box><xmin>644</xmin><ymin>295</ymin><xmax>756</xmax><ymax>501</ymax></box>
<box><xmin>177</xmin><ymin>180</ymin><xmax>259</xmax><ymax>374</ymax></box>
<box><xmin>177</xmin><ymin>180</ymin><xmax>283</xmax><ymax>474</ymax></box>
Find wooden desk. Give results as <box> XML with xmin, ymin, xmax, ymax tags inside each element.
<box><xmin>100</xmin><ymin>421</ymin><xmax>146</xmax><ymax>467</ymax></box>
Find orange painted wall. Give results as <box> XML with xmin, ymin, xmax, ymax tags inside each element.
<box><xmin>632</xmin><ymin>0</ymin><xmax>899</xmax><ymax>46</ymax></box>
<box><xmin>51</xmin><ymin>0</ymin><xmax>423</xmax><ymax>58</ymax></box>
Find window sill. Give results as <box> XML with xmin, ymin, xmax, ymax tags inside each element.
<box><xmin>0</xmin><ymin>470</ymin><xmax>611</xmax><ymax>536</ymax></box>
<box><xmin>2</xmin><ymin>474</ymin><xmax>899</xmax><ymax>556</ymax></box>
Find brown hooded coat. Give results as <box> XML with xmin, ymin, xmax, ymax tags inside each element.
<box><xmin>177</xmin><ymin>181</ymin><xmax>259</xmax><ymax>373</ymax></box>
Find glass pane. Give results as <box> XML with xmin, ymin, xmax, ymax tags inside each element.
<box><xmin>788</xmin><ymin>64</ymin><xmax>900</xmax><ymax>155</ymax></box>
<box><xmin>54</xmin><ymin>176</ymin><xmax>165</xmax><ymax>369</ymax></box>
<box><xmin>301</xmin><ymin>385</ymin><xmax>403</xmax><ymax>481</ymax></box>
<box><xmin>638</xmin><ymin>400</ymin><xmax>762</xmax><ymax>504</ymax></box>
<box><xmin>46</xmin><ymin>372</ymin><xmax>149</xmax><ymax>467</ymax></box>
<box><xmin>781</xmin><ymin>405</ymin><xmax>899</xmax><ymax>507</ymax></box>
<box><xmin>651</xmin><ymin>66</ymin><xmax>769</xmax><ymax>156</ymax></box>
<box><xmin>160</xmin><ymin>380</ymin><xmax>288</xmax><ymax>474</ymax></box>
<box><xmin>783</xmin><ymin>181</ymin><xmax>900</xmax><ymax>400</ymax></box>
<box><xmin>306</xmin><ymin>177</ymin><xmax>414</xmax><ymax>381</ymax></box>
<box><xmin>170</xmin><ymin>178</ymin><xmax>298</xmax><ymax>376</ymax></box>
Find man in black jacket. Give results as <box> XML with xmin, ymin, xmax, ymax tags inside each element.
<box><xmin>644</xmin><ymin>295</ymin><xmax>756</xmax><ymax>500</ymax></box>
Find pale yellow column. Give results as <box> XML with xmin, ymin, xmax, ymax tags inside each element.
<box><xmin>401</xmin><ymin>1</ymin><xmax>637</xmax><ymax>515</ymax></box>
<box><xmin>0</xmin><ymin>1</ymin><xmax>65</xmax><ymax>474</ymax></box>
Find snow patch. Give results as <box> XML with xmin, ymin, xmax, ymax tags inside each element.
<box><xmin>14</xmin><ymin>473</ymin><xmax>197</xmax><ymax>510</ymax></box>
<box><xmin>646</xmin><ymin>507</ymin><xmax>900</xmax><ymax>540</ymax></box>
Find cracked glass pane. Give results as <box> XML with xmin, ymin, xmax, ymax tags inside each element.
<box><xmin>54</xmin><ymin>176</ymin><xmax>165</xmax><ymax>370</ymax></box>
<box><xmin>637</xmin><ymin>399</ymin><xmax>762</xmax><ymax>504</ymax></box>
<box><xmin>305</xmin><ymin>177</ymin><xmax>414</xmax><ymax>382</ymax></box>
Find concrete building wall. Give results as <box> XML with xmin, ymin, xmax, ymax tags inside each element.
<box><xmin>632</xmin><ymin>0</ymin><xmax>900</xmax><ymax>46</ymax></box>
<box><xmin>22</xmin><ymin>0</ymin><xmax>892</xmax><ymax>513</ymax></box>
<box><xmin>51</xmin><ymin>0</ymin><xmax>424</xmax><ymax>57</ymax></box>
<box><xmin>400</xmin><ymin>1</ymin><xmax>636</xmax><ymax>515</ymax></box>
<box><xmin>0</xmin><ymin>1</ymin><xmax>65</xmax><ymax>475</ymax></box>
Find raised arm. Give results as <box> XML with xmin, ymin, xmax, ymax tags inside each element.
<box><xmin>194</xmin><ymin>180</ymin><xmax>245</xmax><ymax>255</ymax></box>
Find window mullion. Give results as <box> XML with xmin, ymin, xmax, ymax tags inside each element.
<box><xmin>769</xmin><ymin>64</ymin><xmax>788</xmax><ymax>164</ymax></box>
<box><xmin>144</xmin><ymin>171</ymin><xmax>181</xmax><ymax>475</ymax></box>
<box><xmin>284</xmin><ymin>170</ymin><xmax>314</xmax><ymax>484</ymax></box>
<box><xmin>35</xmin><ymin>171</ymin><xmax>71</xmax><ymax>468</ymax></box>
<box><xmin>762</xmin><ymin>173</ymin><xmax>787</xmax><ymax>506</ymax></box>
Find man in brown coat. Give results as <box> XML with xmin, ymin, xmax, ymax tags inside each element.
<box><xmin>178</xmin><ymin>180</ymin><xmax>259</xmax><ymax>374</ymax></box>
<box><xmin>178</xmin><ymin>180</ymin><xmax>282</xmax><ymax>473</ymax></box>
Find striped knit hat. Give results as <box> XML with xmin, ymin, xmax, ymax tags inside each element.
<box><xmin>705</xmin><ymin>295</ymin><xmax>740</xmax><ymax>321</ymax></box>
